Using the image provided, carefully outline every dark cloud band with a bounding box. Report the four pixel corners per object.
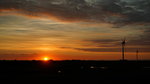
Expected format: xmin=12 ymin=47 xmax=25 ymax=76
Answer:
xmin=0 ymin=0 xmax=150 ymax=23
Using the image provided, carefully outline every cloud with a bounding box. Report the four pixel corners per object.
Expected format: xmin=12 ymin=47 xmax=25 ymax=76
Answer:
xmin=74 ymin=47 xmax=120 ymax=52
xmin=82 ymin=39 xmax=119 ymax=47
xmin=85 ymin=39 xmax=119 ymax=43
xmin=60 ymin=47 xmax=150 ymax=52
xmin=0 ymin=0 xmax=150 ymax=24
xmin=85 ymin=38 xmax=150 ymax=47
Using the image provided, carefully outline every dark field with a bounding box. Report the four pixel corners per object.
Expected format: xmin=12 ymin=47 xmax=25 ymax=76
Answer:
xmin=0 ymin=60 xmax=150 ymax=84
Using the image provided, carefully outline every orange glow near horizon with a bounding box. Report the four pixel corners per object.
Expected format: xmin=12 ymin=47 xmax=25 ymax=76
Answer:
xmin=36 ymin=47 xmax=58 ymax=52
xmin=39 ymin=47 xmax=51 ymax=51
xmin=0 ymin=10 xmax=150 ymax=61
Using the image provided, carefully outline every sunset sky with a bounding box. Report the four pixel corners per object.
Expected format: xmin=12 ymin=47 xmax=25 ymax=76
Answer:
xmin=0 ymin=0 xmax=150 ymax=60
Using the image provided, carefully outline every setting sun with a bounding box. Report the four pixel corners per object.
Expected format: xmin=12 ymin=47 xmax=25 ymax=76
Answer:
xmin=43 ymin=57 xmax=49 ymax=61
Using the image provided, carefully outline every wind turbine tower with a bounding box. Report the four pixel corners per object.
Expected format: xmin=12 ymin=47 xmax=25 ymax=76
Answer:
xmin=121 ymin=39 xmax=126 ymax=61
xmin=136 ymin=49 xmax=139 ymax=61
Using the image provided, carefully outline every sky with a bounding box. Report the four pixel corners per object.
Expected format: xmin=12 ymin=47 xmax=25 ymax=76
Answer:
xmin=0 ymin=0 xmax=150 ymax=60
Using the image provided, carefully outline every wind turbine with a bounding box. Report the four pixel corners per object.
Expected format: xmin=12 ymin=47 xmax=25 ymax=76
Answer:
xmin=121 ymin=38 xmax=126 ymax=61
xmin=136 ymin=49 xmax=139 ymax=61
